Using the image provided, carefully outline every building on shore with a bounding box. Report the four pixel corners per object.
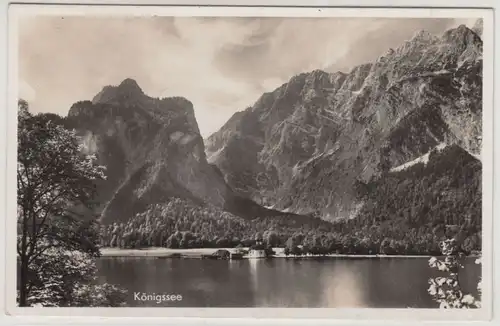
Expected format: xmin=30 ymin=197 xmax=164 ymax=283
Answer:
xmin=247 ymin=249 xmax=266 ymax=259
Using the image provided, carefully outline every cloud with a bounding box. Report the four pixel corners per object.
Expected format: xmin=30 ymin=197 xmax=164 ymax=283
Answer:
xmin=18 ymin=16 xmax=473 ymax=137
xmin=213 ymin=18 xmax=458 ymax=80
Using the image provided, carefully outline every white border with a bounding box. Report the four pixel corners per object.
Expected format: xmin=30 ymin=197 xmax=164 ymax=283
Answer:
xmin=1 ymin=1 xmax=497 ymax=324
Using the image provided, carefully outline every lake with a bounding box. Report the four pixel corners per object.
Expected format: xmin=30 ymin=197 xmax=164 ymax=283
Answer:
xmin=96 ymin=256 xmax=481 ymax=308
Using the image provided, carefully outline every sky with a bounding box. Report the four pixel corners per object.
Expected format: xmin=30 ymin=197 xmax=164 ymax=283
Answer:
xmin=18 ymin=16 xmax=478 ymax=137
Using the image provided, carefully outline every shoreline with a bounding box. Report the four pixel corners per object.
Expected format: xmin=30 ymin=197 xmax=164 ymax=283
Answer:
xmin=99 ymin=247 xmax=449 ymax=259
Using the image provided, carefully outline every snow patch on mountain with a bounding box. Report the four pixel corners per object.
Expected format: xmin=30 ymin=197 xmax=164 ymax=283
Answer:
xmin=206 ymin=146 xmax=225 ymax=163
xmin=390 ymin=143 xmax=448 ymax=172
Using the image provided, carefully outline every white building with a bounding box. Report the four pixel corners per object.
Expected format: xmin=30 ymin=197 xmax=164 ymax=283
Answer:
xmin=247 ymin=249 xmax=266 ymax=259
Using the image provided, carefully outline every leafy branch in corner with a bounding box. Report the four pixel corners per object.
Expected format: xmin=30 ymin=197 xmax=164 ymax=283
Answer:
xmin=428 ymin=238 xmax=481 ymax=309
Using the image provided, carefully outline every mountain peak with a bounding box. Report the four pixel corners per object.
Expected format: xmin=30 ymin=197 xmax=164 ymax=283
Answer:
xmin=92 ymin=78 xmax=145 ymax=104
xmin=444 ymin=24 xmax=475 ymax=39
xmin=472 ymin=19 xmax=483 ymax=37
xmin=116 ymin=78 xmax=145 ymax=97
xmin=411 ymin=30 xmax=437 ymax=43
xmin=118 ymin=78 xmax=142 ymax=92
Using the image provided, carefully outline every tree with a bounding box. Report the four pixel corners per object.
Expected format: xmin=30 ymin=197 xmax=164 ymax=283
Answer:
xmin=291 ymin=246 xmax=302 ymax=256
xmin=25 ymin=245 xmax=126 ymax=307
xmin=379 ymin=238 xmax=392 ymax=255
xmin=166 ymin=234 xmax=179 ymax=249
xmin=17 ymin=102 xmax=120 ymax=306
xmin=428 ymin=239 xmax=481 ymax=308
xmin=264 ymin=245 xmax=276 ymax=258
xmin=264 ymin=230 xmax=279 ymax=247
xmin=284 ymin=247 xmax=290 ymax=257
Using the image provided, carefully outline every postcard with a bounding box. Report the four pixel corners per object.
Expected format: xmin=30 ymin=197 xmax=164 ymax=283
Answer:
xmin=4 ymin=3 xmax=494 ymax=321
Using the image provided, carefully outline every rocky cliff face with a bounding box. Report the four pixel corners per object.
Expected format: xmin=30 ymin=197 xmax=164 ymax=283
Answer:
xmin=206 ymin=22 xmax=482 ymax=220
xmin=67 ymin=79 xmax=274 ymax=223
xmin=472 ymin=18 xmax=483 ymax=38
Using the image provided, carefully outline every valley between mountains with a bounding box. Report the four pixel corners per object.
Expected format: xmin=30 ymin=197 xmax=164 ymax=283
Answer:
xmin=61 ymin=21 xmax=482 ymax=255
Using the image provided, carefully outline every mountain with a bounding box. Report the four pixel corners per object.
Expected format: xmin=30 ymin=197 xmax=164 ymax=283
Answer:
xmin=472 ymin=18 xmax=483 ymax=38
xmin=206 ymin=22 xmax=483 ymax=221
xmin=355 ymin=144 xmax=481 ymax=230
xmin=66 ymin=79 xmax=290 ymax=224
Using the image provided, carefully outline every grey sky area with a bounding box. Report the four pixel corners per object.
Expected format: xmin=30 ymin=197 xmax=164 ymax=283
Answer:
xmin=19 ymin=16 xmax=477 ymax=137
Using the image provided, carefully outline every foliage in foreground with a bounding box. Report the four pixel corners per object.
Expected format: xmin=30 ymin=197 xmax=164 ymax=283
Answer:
xmin=17 ymin=101 xmax=127 ymax=307
xmin=24 ymin=244 xmax=127 ymax=307
xmin=428 ymin=238 xmax=481 ymax=309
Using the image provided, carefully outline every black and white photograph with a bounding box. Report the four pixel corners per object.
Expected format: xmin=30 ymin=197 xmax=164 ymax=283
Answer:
xmin=6 ymin=4 xmax=494 ymax=318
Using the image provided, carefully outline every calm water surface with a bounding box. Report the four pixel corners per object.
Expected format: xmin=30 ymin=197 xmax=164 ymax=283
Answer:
xmin=97 ymin=257 xmax=480 ymax=308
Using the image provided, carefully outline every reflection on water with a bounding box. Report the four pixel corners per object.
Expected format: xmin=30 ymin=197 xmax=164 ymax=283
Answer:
xmin=321 ymin=262 xmax=366 ymax=307
xmin=96 ymin=257 xmax=480 ymax=308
